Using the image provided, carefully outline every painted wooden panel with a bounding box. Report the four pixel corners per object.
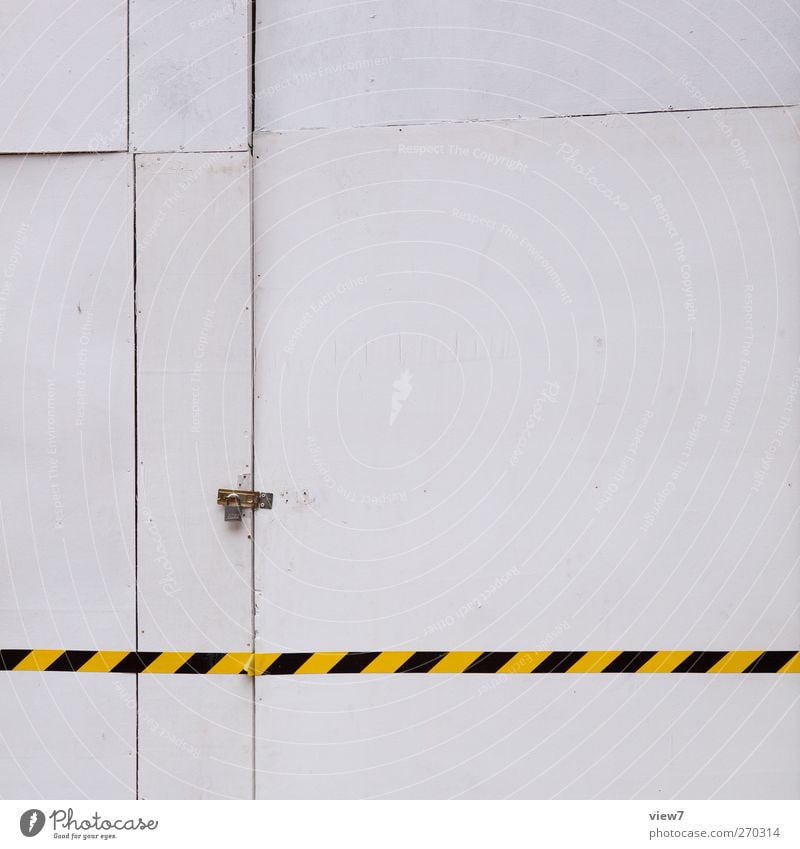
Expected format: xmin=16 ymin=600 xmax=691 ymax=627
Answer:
xmin=253 ymin=107 xmax=800 ymax=797
xmin=255 ymin=0 xmax=800 ymax=130
xmin=136 ymin=152 xmax=253 ymax=798
xmin=0 ymin=0 xmax=127 ymax=152
xmin=136 ymin=676 xmax=252 ymax=800
xmin=0 ymin=153 xmax=135 ymax=796
xmin=130 ymin=0 xmax=250 ymax=153
xmin=0 ymin=677 xmax=135 ymax=799
xmin=256 ymin=677 xmax=800 ymax=799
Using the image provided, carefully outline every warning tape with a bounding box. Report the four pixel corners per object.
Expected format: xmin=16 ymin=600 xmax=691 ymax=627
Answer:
xmin=1 ymin=650 xmax=799 ymax=675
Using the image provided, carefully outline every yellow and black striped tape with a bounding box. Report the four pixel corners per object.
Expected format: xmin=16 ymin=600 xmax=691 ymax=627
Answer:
xmin=1 ymin=650 xmax=799 ymax=675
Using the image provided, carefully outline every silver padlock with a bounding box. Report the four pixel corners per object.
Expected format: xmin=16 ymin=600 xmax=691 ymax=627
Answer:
xmin=224 ymin=492 xmax=242 ymax=522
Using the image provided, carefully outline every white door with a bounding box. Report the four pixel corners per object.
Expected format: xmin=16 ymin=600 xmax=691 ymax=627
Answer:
xmin=252 ymin=108 xmax=800 ymax=797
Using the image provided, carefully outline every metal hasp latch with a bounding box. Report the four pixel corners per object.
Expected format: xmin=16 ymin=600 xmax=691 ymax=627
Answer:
xmin=217 ymin=474 xmax=273 ymax=522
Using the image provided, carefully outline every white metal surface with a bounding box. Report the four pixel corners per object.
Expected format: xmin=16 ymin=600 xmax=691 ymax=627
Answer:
xmin=255 ymin=0 xmax=800 ymax=131
xmin=0 ymin=676 xmax=134 ymax=799
xmin=0 ymin=3 xmax=797 ymax=802
xmin=0 ymin=1 xmax=127 ymax=152
xmin=135 ymin=152 xmax=253 ymax=798
xmin=257 ymin=676 xmax=799 ymax=799
xmin=0 ymin=154 xmax=135 ymax=795
xmin=130 ymin=0 xmax=250 ymax=152
xmin=136 ymin=676 xmax=252 ymax=800
xmin=252 ymin=108 xmax=800 ymax=797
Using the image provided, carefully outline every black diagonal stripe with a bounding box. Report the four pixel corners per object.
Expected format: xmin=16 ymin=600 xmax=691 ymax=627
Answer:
xmin=174 ymin=653 xmax=226 ymax=674
xmin=463 ymin=652 xmax=517 ymax=673
xmin=328 ymin=652 xmax=381 ymax=674
xmin=110 ymin=652 xmax=162 ymax=674
xmin=262 ymin=653 xmax=312 ymax=675
xmin=672 ymin=651 xmax=728 ymax=673
xmin=45 ymin=651 xmax=98 ymax=672
xmin=742 ymin=651 xmax=798 ymax=673
xmin=395 ymin=652 xmax=448 ymax=673
xmin=530 ymin=651 xmax=587 ymax=673
xmin=601 ymin=651 xmax=657 ymax=673
xmin=0 ymin=650 xmax=32 ymax=670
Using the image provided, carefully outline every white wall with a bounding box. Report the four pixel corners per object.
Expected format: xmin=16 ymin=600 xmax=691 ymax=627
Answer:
xmin=252 ymin=107 xmax=800 ymax=798
xmin=0 ymin=154 xmax=135 ymax=796
xmin=0 ymin=0 xmax=797 ymax=800
xmin=130 ymin=0 xmax=250 ymax=153
xmin=256 ymin=0 xmax=800 ymax=130
xmin=0 ymin=1 xmax=127 ymax=152
xmin=136 ymin=152 xmax=253 ymax=799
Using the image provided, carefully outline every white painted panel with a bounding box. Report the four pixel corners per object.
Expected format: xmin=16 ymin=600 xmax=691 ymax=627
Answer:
xmin=257 ymin=677 xmax=800 ymax=799
xmin=0 ymin=677 xmax=134 ymax=799
xmin=255 ymin=0 xmax=800 ymax=130
xmin=136 ymin=152 xmax=253 ymax=798
xmin=137 ymin=677 xmax=252 ymax=800
xmin=0 ymin=1 xmax=127 ymax=152
xmin=253 ymin=108 xmax=800 ymax=796
xmin=0 ymin=154 xmax=135 ymax=795
xmin=0 ymin=154 xmax=135 ymax=650
xmin=131 ymin=0 xmax=250 ymax=152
